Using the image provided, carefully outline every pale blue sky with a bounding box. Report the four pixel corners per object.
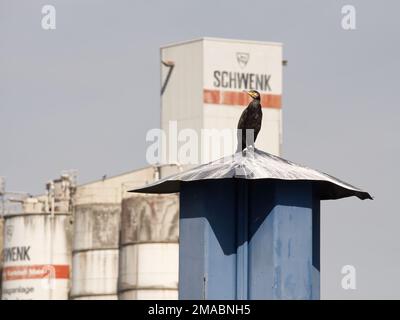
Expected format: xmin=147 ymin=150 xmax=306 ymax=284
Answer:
xmin=1 ymin=0 xmax=399 ymax=298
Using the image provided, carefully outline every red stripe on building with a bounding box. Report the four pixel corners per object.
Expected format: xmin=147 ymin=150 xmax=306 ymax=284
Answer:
xmin=203 ymin=89 xmax=281 ymax=109
xmin=2 ymin=265 xmax=70 ymax=281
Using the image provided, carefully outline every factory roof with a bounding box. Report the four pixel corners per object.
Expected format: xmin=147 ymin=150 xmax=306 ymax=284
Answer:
xmin=130 ymin=148 xmax=372 ymax=201
xmin=160 ymin=37 xmax=282 ymax=49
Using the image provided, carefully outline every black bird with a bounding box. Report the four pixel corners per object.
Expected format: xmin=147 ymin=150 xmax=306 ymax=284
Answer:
xmin=236 ymin=90 xmax=263 ymax=152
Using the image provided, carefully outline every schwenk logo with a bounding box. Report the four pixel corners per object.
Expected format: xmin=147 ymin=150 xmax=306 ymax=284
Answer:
xmin=236 ymin=52 xmax=250 ymax=69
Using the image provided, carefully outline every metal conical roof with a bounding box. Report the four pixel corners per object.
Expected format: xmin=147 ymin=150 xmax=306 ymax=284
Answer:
xmin=130 ymin=149 xmax=372 ymax=200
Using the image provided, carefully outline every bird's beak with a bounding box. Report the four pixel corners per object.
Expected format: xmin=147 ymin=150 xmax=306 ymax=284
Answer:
xmin=244 ymin=90 xmax=254 ymax=98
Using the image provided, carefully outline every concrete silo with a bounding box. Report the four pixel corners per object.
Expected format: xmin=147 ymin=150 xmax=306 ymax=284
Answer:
xmin=1 ymin=175 xmax=73 ymax=300
xmin=71 ymin=200 xmax=120 ymax=300
xmin=0 ymin=215 xmax=3 ymax=296
xmin=117 ymin=165 xmax=181 ymax=299
xmin=118 ymin=193 xmax=179 ymax=299
xmin=0 ymin=177 xmax=5 ymax=296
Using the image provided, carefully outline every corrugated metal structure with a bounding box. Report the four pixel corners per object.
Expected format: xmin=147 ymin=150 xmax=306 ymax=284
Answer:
xmin=118 ymin=193 xmax=179 ymax=299
xmin=161 ymin=38 xmax=283 ymax=162
xmin=131 ymin=149 xmax=371 ymax=300
xmin=1 ymin=176 xmax=74 ymax=300
xmin=134 ymin=149 xmax=372 ymax=200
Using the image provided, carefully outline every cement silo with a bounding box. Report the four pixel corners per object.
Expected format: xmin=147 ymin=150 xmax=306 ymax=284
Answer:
xmin=0 ymin=177 xmax=4 ymax=296
xmin=1 ymin=175 xmax=73 ymax=300
xmin=0 ymin=216 xmax=4 ymax=296
xmin=118 ymin=193 xmax=179 ymax=299
xmin=71 ymin=189 xmax=120 ymax=300
xmin=70 ymin=166 xmax=166 ymax=300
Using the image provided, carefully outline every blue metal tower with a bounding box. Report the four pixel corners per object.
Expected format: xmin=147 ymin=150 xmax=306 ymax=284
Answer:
xmin=131 ymin=149 xmax=371 ymax=300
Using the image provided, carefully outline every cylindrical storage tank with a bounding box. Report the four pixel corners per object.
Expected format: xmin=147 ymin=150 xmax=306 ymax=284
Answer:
xmin=1 ymin=210 xmax=72 ymax=300
xmin=0 ymin=216 xmax=4 ymax=296
xmin=118 ymin=194 xmax=179 ymax=299
xmin=71 ymin=203 xmax=120 ymax=300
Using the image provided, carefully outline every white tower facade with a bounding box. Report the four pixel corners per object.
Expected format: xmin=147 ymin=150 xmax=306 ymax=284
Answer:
xmin=160 ymin=37 xmax=282 ymax=164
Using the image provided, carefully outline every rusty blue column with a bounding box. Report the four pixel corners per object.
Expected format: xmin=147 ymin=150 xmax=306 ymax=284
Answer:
xmin=179 ymin=179 xmax=320 ymax=300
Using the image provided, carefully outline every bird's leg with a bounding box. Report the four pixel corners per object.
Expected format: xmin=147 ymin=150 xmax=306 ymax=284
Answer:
xmin=247 ymin=144 xmax=255 ymax=159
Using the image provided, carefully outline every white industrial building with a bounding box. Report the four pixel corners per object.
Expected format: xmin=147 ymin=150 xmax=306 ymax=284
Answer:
xmin=161 ymin=37 xmax=282 ymax=163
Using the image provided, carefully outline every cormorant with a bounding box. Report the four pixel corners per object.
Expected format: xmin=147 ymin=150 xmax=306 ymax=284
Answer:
xmin=236 ymin=90 xmax=262 ymax=152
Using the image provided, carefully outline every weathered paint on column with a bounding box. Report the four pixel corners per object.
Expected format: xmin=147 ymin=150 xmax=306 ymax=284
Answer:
xmin=179 ymin=180 xmax=237 ymax=300
xmin=179 ymin=179 xmax=320 ymax=300
xmin=247 ymin=181 xmax=319 ymax=299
